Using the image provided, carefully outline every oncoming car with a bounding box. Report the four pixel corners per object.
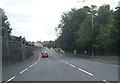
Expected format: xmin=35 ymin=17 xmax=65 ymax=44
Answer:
xmin=41 ymin=51 xmax=48 ymax=58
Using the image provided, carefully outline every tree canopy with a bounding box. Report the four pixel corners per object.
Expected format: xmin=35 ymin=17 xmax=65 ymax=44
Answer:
xmin=0 ymin=8 xmax=12 ymax=35
xmin=52 ymin=4 xmax=119 ymax=56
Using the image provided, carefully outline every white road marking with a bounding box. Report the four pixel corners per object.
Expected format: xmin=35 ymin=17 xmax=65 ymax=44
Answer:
xmin=103 ymin=80 xmax=110 ymax=83
xmin=38 ymin=55 xmax=41 ymax=61
xmin=20 ymin=68 xmax=28 ymax=74
xmin=36 ymin=55 xmax=41 ymax=63
xmin=78 ymin=68 xmax=94 ymax=76
xmin=64 ymin=61 xmax=68 ymax=64
xmin=5 ymin=76 xmax=16 ymax=83
xmin=61 ymin=60 xmax=64 ymax=62
xmin=112 ymin=65 xmax=118 ymax=67
xmin=87 ymin=61 xmax=92 ymax=62
xmin=58 ymin=59 xmax=61 ymax=61
xmin=69 ymin=64 xmax=76 ymax=68
xmin=95 ymin=62 xmax=102 ymax=64
xmin=29 ymin=64 xmax=34 ymax=68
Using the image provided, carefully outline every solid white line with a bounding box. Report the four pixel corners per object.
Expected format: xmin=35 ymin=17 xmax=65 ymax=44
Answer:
xmin=64 ymin=61 xmax=68 ymax=64
xmin=69 ymin=64 xmax=76 ymax=68
xmin=29 ymin=64 xmax=34 ymax=68
xmin=20 ymin=68 xmax=28 ymax=74
xmin=5 ymin=76 xmax=15 ymax=83
xmin=103 ymin=80 xmax=110 ymax=83
xmin=78 ymin=68 xmax=94 ymax=76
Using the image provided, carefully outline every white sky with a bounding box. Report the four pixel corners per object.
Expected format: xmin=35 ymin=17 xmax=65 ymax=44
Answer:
xmin=0 ymin=0 xmax=119 ymax=42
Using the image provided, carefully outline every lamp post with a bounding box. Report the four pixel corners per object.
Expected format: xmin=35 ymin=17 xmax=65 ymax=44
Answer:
xmin=91 ymin=13 xmax=94 ymax=58
xmin=0 ymin=8 xmax=2 ymax=39
xmin=0 ymin=8 xmax=2 ymax=83
xmin=0 ymin=10 xmax=1 ymax=29
xmin=87 ymin=12 xmax=94 ymax=58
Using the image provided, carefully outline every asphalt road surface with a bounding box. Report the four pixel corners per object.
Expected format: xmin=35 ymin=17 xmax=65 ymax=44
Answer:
xmin=2 ymin=48 xmax=119 ymax=83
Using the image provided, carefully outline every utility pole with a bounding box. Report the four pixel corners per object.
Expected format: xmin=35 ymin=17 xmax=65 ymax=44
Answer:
xmin=0 ymin=8 xmax=2 ymax=28
xmin=87 ymin=12 xmax=94 ymax=58
xmin=91 ymin=13 xmax=94 ymax=58
xmin=0 ymin=8 xmax=2 ymax=83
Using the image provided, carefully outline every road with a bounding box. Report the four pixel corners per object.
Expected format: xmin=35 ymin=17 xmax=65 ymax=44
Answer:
xmin=2 ymin=48 xmax=119 ymax=83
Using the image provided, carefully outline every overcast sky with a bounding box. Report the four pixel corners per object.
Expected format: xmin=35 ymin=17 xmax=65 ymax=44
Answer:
xmin=0 ymin=0 xmax=119 ymax=42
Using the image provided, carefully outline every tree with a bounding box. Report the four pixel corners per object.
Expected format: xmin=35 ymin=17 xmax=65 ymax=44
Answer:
xmin=76 ymin=5 xmax=98 ymax=54
xmin=95 ymin=4 xmax=119 ymax=55
xmin=56 ymin=8 xmax=88 ymax=53
xmin=55 ymin=4 xmax=118 ymax=56
xmin=0 ymin=8 xmax=12 ymax=35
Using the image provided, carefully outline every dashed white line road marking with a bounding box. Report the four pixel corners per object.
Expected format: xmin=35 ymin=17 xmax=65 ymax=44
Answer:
xmin=20 ymin=68 xmax=28 ymax=74
xmin=112 ymin=65 xmax=118 ymax=67
xmin=58 ymin=59 xmax=61 ymax=61
xmin=61 ymin=60 xmax=64 ymax=62
xmin=34 ymin=62 xmax=37 ymax=65
xmin=95 ymin=62 xmax=102 ymax=64
xmin=78 ymin=68 xmax=94 ymax=76
xmin=38 ymin=55 xmax=41 ymax=61
xmin=69 ymin=64 xmax=76 ymax=68
xmin=5 ymin=76 xmax=16 ymax=83
xmin=64 ymin=61 xmax=68 ymax=64
xmin=103 ymin=80 xmax=110 ymax=83
xmin=88 ymin=61 xmax=91 ymax=62
xmin=58 ymin=59 xmax=94 ymax=76
xmin=29 ymin=64 xmax=34 ymax=68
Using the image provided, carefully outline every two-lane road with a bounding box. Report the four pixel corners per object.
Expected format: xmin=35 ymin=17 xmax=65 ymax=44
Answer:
xmin=3 ymin=48 xmax=118 ymax=82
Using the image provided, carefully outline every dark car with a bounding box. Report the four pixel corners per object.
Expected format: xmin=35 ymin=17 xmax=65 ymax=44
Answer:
xmin=41 ymin=51 xmax=48 ymax=58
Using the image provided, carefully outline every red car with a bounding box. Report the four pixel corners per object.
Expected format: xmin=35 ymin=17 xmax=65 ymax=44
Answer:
xmin=41 ymin=52 xmax=48 ymax=58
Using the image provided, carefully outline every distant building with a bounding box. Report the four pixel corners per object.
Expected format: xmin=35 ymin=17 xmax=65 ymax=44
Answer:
xmin=34 ymin=41 xmax=43 ymax=47
xmin=42 ymin=41 xmax=49 ymax=45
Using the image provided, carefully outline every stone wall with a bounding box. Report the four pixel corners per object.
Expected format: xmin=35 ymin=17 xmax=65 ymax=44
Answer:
xmin=2 ymin=27 xmax=36 ymax=62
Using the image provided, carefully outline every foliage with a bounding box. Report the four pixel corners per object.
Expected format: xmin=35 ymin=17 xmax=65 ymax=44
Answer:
xmin=54 ymin=4 xmax=119 ymax=56
xmin=0 ymin=8 xmax=12 ymax=35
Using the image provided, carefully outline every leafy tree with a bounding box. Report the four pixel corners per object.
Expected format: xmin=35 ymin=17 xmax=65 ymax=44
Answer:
xmin=0 ymin=8 xmax=12 ymax=35
xmin=95 ymin=4 xmax=117 ymax=55
xmin=56 ymin=8 xmax=88 ymax=52
xmin=55 ymin=4 xmax=118 ymax=56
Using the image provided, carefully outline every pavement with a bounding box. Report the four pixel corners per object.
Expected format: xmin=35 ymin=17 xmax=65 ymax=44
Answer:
xmin=2 ymin=48 xmax=119 ymax=83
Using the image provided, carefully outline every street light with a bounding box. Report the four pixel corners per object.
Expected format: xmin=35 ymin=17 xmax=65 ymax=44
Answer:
xmin=0 ymin=8 xmax=2 ymax=83
xmin=0 ymin=8 xmax=2 ymax=28
xmin=0 ymin=8 xmax=2 ymax=39
xmin=87 ymin=12 xmax=94 ymax=58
